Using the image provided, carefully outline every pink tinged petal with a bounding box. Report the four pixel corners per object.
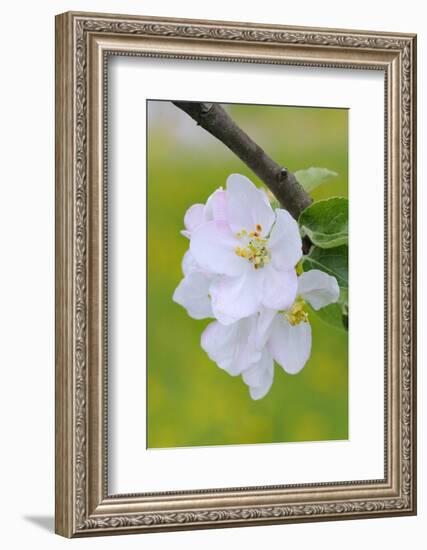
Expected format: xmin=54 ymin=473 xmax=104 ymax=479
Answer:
xmin=261 ymin=266 xmax=298 ymax=311
xmin=268 ymin=316 xmax=312 ymax=375
xmin=210 ymin=268 xmax=265 ymax=325
xmin=181 ymin=250 xmax=200 ymax=276
xmin=172 ymin=271 xmax=213 ymax=320
xmin=297 ymin=269 xmax=340 ymax=310
xmin=183 ymin=203 xmax=205 ymax=234
xmin=226 ymin=174 xmax=275 ymax=235
xmin=269 ymin=209 xmax=303 ymax=271
xmin=190 ymin=220 xmax=242 ymax=276
xmin=242 ymin=349 xmax=275 ymax=400
xmin=201 ymin=317 xmax=261 ymax=376
xmin=204 ymin=189 xmax=227 ymax=222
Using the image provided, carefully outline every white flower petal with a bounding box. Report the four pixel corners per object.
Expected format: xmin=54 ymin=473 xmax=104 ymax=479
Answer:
xmin=190 ymin=220 xmax=242 ymax=276
xmin=183 ymin=203 xmax=205 ymax=235
xmin=201 ymin=321 xmax=236 ymax=365
xmin=268 ymin=315 xmax=312 ymax=375
xmin=243 ymin=349 xmax=275 ymax=400
xmin=249 ymin=384 xmax=270 ymax=401
xmin=173 ymin=271 xmax=213 ymax=320
xmin=261 ymin=266 xmax=298 ymax=311
xmin=297 ymin=269 xmax=340 ymax=310
xmin=269 ymin=209 xmax=302 ymax=271
xmin=255 ymin=307 xmax=277 ymax=349
xmin=226 ymin=174 xmax=275 ymax=235
xmin=181 ymin=250 xmax=200 ymax=276
xmin=209 ymin=306 xmax=239 ymax=326
xmin=204 ymin=188 xmax=227 ymax=222
xmin=201 ymin=317 xmax=261 ymax=376
xmin=242 ymin=348 xmax=273 ymax=385
xmin=210 ymin=268 xmax=264 ymax=324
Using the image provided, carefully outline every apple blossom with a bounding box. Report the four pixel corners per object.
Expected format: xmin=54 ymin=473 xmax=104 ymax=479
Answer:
xmin=190 ymin=174 xmax=302 ymax=325
xmin=173 ymin=173 xmax=342 ymax=400
xmin=201 ymin=269 xmax=339 ymax=399
xmin=266 ymin=269 xmax=340 ymax=376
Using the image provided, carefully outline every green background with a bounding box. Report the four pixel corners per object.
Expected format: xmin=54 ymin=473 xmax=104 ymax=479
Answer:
xmin=147 ymin=101 xmax=348 ymax=448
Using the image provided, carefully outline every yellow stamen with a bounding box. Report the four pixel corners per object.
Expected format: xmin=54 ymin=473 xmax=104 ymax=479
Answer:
xmin=234 ymin=224 xmax=271 ymax=269
xmin=285 ymin=298 xmax=309 ymax=326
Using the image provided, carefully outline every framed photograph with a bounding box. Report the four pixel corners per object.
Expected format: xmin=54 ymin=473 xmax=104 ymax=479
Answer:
xmin=55 ymin=11 xmax=417 ymax=537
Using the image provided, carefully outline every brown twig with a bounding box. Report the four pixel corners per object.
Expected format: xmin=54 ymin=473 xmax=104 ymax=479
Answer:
xmin=172 ymin=101 xmax=312 ymax=221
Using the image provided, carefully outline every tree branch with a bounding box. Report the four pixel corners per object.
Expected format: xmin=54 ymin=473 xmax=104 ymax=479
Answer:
xmin=172 ymin=101 xmax=312 ymax=221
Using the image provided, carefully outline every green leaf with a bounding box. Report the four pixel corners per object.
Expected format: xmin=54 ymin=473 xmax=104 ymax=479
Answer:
xmin=295 ymin=167 xmax=338 ymax=193
xmin=302 ymin=245 xmax=348 ymax=290
xmin=307 ymin=284 xmax=349 ymax=332
xmin=299 ymin=197 xmax=348 ymax=249
xmin=302 ymin=245 xmax=349 ymax=331
xmin=307 ymin=302 xmax=347 ymax=332
xmin=338 ymin=288 xmax=348 ymax=315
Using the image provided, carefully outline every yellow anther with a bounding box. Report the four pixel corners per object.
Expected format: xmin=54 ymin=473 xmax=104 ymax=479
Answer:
xmin=235 ymin=246 xmax=250 ymax=259
xmin=285 ymin=298 xmax=309 ymax=326
xmin=234 ymin=225 xmax=271 ymax=269
xmin=236 ymin=229 xmax=248 ymax=239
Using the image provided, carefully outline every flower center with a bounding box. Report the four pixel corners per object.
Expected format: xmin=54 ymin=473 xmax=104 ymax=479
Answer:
xmin=285 ymin=297 xmax=309 ymax=326
xmin=234 ymin=225 xmax=271 ymax=270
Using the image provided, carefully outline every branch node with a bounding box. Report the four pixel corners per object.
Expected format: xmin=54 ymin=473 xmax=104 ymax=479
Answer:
xmin=280 ymin=167 xmax=289 ymax=179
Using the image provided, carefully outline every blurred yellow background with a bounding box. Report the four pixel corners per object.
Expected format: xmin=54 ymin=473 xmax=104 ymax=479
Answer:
xmin=147 ymin=101 xmax=348 ymax=448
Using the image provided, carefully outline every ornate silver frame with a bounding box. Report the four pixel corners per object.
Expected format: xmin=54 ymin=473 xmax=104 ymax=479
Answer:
xmin=55 ymin=11 xmax=417 ymax=537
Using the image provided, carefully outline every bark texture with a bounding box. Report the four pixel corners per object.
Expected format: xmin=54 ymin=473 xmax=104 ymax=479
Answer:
xmin=173 ymin=101 xmax=312 ymax=220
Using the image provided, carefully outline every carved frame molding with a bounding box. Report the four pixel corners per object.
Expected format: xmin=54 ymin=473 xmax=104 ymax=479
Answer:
xmin=55 ymin=11 xmax=416 ymax=537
